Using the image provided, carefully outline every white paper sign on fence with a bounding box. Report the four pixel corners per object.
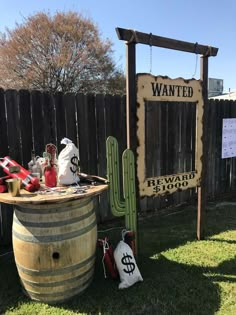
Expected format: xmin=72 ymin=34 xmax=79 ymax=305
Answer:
xmin=222 ymin=118 xmax=236 ymax=159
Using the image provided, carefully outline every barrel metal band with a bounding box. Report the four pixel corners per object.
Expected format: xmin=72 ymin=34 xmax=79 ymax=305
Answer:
xmin=21 ymin=264 xmax=94 ymax=287
xmin=13 ymin=207 xmax=95 ymax=228
xmin=16 ymin=253 xmax=96 ymax=276
xmin=13 ymin=219 xmax=97 ymax=243
xmin=15 ymin=198 xmax=92 ymax=214
xmin=24 ymin=276 xmax=93 ymax=300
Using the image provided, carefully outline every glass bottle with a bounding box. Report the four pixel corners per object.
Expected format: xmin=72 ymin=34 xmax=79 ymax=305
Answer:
xmin=44 ymin=165 xmax=57 ymax=187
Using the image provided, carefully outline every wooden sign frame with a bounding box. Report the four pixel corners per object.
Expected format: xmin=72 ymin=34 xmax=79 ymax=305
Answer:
xmin=116 ymin=27 xmax=218 ymax=239
xmin=136 ymin=74 xmax=204 ymax=197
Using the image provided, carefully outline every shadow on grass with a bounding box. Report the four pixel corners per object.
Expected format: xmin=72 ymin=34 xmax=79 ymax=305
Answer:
xmin=0 ymin=204 xmax=235 ymax=314
xmin=61 ymin=253 xmax=221 ymax=315
xmin=0 ymin=248 xmax=225 ymax=315
xmin=0 ymin=255 xmax=27 ymax=313
xmin=207 ymin=257 xmax=236 ymax=283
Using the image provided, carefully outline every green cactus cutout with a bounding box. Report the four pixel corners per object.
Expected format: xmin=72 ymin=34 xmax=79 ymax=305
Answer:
xmin=106 ymin=136 xmax=137 ymax=238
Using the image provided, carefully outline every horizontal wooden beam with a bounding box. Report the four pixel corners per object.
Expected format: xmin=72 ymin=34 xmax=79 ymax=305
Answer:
xmin=116 ymin=27 xmax=218 ymax=57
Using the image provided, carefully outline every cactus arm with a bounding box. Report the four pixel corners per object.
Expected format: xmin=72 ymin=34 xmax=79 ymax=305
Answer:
xmin=106 ymin=136 xmax=126 ymax=215
xmin=123 ymin=149 xmax=137 ymax=234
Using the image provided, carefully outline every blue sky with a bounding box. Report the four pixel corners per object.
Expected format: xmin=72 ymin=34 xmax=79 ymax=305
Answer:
xmin=0 ymin=0 xmax=235 ymax=92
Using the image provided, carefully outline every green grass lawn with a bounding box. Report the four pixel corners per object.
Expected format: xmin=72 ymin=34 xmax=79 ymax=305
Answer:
xmin=0 ymin=201 xmax=235 ymax=315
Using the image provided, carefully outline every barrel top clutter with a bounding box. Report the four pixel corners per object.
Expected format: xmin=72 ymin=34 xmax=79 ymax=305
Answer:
xmin=0 ymin=184 xmax=108 ymax=205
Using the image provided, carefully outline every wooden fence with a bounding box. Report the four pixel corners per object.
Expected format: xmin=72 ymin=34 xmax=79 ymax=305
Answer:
xmin=140 ymin=98 xmax=236 ymax=211
xmin=1 ymin=88 xmax=236 ymax=244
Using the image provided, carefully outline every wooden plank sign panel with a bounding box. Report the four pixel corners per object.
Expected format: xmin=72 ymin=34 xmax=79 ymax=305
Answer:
xmin=136 ymin=74 xmax=203 ymax=197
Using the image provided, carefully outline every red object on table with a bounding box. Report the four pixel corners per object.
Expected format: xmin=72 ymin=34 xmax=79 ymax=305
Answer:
xmin=0 ymin=156 xmax=40 ymax=192
xmin=0 ymin=184 xmax=7 ymax=193
xmin=44 ymin=166 xmax=57 ymax=187
xmin=0 ymin=175 xmax=11 ymax=185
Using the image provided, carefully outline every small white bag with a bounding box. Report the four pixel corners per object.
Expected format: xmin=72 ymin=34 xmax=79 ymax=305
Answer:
xmin=57 ymin=138 xmax=80 ymax=185
xmin=114 ymin=240 xmax=143 ymax=289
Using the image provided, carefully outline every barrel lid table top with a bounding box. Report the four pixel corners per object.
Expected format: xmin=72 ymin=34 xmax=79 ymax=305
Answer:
xmin=0 ymin=184 xmax=108 ymax=205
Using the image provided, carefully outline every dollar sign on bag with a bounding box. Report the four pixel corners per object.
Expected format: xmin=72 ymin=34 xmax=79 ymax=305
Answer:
xmin=121 ymin=253 xmax=135 ymax=275
xmin=70 ymin=154 xmax=79 ymax=174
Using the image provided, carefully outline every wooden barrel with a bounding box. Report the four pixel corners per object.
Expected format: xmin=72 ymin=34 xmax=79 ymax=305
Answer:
xmin=12 ymin=197 xmax=97 ymax=304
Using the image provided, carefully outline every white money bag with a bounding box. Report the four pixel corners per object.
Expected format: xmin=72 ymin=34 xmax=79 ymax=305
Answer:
xmin=114 ymin=240 xmax=143 ymax=289
xmin=57 ymin=138 xmax=80 ymax=185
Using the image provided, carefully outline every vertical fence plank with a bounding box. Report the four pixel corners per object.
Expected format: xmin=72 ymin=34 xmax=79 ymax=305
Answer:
xmin=152 ymin=103 xmax=163 ymax=210
xmin=144 ymin=101 xmax=155 ymax=212
xmin=31 ymin=91 xmax=45 ymax=156
xmin=105 ymin=94 xmax=126 ymax=151
xmin=64 ymin=93 xmax=77 ymax=146
xmin=188 ymin=102 xmax=197 ymax=201
xmin=95 ymin=94 xmax=111 ymax=221
xmin=159 ymin=103 xmax=171 ymax=209
xmin=0 ymin=89 xmax=8 ymax=166
xmin=180 ymin=102 xmax=196 ymax=204
xmin=1 ymin=90 xmax=18 ymax=247
xmin=145 ymin=101 xmax=156 ymax=179
xmin=221 ymin=100 xmax=231 ymax=193
xmin=208 ymin=99 xmax=216 ymax=198
xmin=55 ymin=92 xmax=66 ymax=153
xmin=230 ymin=100 xmax=236 ymax=190
xmin=171 ymin=103 xmax=181 ymax=206
xmin=5 ymin=90 xmax=21 ymax=162
xmin=76 ymin=93 xmax=89 ymax=173
xmin=120 ymin=95 xmax=127 ymax=152
xmin=84 ymin=94 xmax=99 ymax=221
xmin=214 ymin=100 xmax=222 ymax=195
xmin=42 ymin=92 xmax=57 ymax=146
xmin=95 ymin=94 xmax=107 ymax=178
xmin=105 ymin=94 xmax=126 ymax=182
xmin=87 ymin=94 xmax=98 ymax=175
xmin=76 ymin=93 xmax=98 ymax=175
xmin=19 ymin=90 xmax=33 ymax=167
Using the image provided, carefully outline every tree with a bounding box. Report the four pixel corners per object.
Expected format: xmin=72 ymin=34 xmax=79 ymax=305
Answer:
xmin=0 ymin=11 xmax=125 ymax=94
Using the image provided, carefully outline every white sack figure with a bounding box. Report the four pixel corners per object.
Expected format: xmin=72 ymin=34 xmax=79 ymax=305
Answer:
xmin=114 ymin=240 xmax=143 ymax=289
xmin=57 ymin=138 xmax=80 ymax=185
